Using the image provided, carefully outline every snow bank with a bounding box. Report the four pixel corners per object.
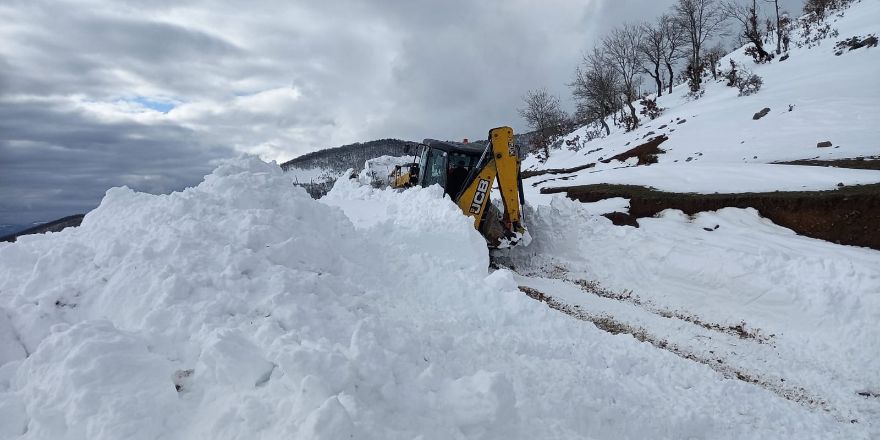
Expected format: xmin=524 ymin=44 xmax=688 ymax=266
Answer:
xmin=0 ymin=158 xmax=864 ymax=439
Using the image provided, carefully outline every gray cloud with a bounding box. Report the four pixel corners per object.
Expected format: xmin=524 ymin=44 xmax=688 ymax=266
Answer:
xmin=0 ymin=96 xmax=234 ymax=224
xmin=0 ymin=0 xmax=803 ymax=224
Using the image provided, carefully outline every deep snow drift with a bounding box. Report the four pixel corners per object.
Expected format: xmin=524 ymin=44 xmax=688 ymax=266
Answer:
xmin=0 ymin=158 xmax=868 ymax=439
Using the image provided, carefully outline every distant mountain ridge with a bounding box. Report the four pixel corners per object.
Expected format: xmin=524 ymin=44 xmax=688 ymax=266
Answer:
xmin=0 ymin=214 xmax=85 ymax=243
xmin=0 ymin=224 xmax=29 ymax=236
xmin=280 ymin=139 xmax=420 ymax=175
xmin=280 ymin=133 xmax=537 ymax=176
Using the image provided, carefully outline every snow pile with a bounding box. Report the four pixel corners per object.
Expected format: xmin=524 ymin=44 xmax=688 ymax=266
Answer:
xmin=356 ymin=155 xmax=414 ymax=186
xmin=0 ymin=157 xmax=864 ymax=439
xmin=0 ymin=157 xmax=486 ymax=439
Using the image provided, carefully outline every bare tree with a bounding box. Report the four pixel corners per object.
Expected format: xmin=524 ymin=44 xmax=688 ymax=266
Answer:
xmin=764 ymin=0 xmax=782 ymax=54
xmin=660 ymin=14 xmax=687 ymax=94
xmin=779 ymin=10 xmax=792 ymax=52
xmin=518 ymin=88 xmax=568 ymax=159
xmin=724 ymin=0 xmax=772 ymax=62
xmin=570 ymin=48 xmax=621 ymax=135
xmin=803 ymin=0 xmax=835 ymax=21
xmin=674 ymin=0 xmax=728 ymax=90
xmin=704 ymin=43 xmax=727 ymax=79
xmin=602 ymin=23 xmax=644 ymax=130
xmin=640 ymin=20 xmax=666 ymax=96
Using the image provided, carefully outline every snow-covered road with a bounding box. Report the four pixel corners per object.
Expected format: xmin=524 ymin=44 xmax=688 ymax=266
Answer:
xmin=513 ymin=274 xmax=876 ymax=427
xmin=501 ymin=194 xmax=880 ymax=437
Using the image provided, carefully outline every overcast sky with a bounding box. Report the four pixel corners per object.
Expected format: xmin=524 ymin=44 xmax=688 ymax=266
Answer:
xmin=0 ymin=0 xmax=804 ymax=225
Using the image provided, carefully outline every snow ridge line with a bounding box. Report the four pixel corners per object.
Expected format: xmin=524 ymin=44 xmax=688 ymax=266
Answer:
xmin=514 ymin=284 xmax=856 ymax=424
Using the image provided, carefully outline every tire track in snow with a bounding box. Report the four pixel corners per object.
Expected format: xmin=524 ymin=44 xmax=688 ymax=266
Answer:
xmin=514 ymin=280 xmax=859 ymax=424
xmin=524 ymin=265 xmax=775 ymax=344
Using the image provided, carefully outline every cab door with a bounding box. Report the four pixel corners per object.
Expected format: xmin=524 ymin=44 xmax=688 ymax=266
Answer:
xmin=419 ymin=148 xmax=447 ymax=188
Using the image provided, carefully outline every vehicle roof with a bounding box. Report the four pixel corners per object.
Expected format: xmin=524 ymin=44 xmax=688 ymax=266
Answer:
xmin=422 ymin=139 xmax=487 ymax=156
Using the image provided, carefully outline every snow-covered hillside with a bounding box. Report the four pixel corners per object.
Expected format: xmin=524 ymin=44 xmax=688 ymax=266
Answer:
xmin=524 ymin=0 xmax=880 ymax=193
xmin=283 ymin=165 xmax=338 ymax=185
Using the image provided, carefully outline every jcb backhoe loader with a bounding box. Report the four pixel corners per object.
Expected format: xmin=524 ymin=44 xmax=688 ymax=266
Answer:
xmin=392 ymin=126 xmax=528 ymax=248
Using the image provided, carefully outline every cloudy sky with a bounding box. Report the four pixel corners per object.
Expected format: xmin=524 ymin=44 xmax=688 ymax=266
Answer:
xmin=0 ymin=0 xmax=803 ymax=225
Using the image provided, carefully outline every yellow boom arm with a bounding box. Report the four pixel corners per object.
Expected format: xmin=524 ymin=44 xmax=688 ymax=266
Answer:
xmin=456 ymin=126 xmax=527 ymax=247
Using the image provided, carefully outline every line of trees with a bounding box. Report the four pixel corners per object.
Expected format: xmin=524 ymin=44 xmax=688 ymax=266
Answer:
xmin=281 ymin=139 xmax=418 ymax=174
xmin=519 ymin=0 xmax=799 ymax=152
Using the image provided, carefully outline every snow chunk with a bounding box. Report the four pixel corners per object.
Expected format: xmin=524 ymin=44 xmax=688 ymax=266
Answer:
xmin=441 ymin=370 xmax=517 ymax=435
xmin=13 ymin=321 xmax=179 ymax=440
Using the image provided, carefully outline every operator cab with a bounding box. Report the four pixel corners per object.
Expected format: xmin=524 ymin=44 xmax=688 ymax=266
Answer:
xmin=416 ymin=140 xmax=487 ymax=199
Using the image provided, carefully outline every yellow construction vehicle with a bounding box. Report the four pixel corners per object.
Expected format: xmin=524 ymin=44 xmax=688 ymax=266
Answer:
xmin=389 ymin=162 xmax=418 ymax=188
xmin=394 ymin=126 xmax=528 ymax=248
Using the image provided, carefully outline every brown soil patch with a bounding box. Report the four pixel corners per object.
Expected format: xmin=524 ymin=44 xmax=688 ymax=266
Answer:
xmin=522 ymin=135 xmax=668 ymax=179
xmin=542 ymin=183 xmax=880 ymax=250
xmin=530 ymin=175 xmax=577 ymax=187
xmin=600 ymin=134 xmax=668 ymax=165
xmin=602 ymin=211 xmax=639 ymax=227
xmin=522 ymin=162 xmax=595 ymax=179
xmin=774 ymin=156 xmax=880 ymax=171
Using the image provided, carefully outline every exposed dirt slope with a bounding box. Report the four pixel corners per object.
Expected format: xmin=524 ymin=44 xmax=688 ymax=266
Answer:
xmin=522 ymin=135 xmax=669 ymax=179
xmin=774 ymin=157 xmax=880 ymax=170
xmin=542 ymin=183 xmax=880 ymax=250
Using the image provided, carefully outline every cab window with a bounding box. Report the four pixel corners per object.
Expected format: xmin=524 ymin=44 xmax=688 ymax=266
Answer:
xmin=447 ymin=152 xmax=477 ymax=172
xmin=421 ymin=148 xmax=447 ymax=187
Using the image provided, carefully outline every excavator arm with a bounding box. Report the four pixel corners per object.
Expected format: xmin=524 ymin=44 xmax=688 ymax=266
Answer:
xmin=455 ymin=126 xmax=528 ymax=248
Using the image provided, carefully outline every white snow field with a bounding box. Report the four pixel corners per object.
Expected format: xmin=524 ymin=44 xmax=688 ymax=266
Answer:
xmin=0 ymin=158 xmax=873 ymax=439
